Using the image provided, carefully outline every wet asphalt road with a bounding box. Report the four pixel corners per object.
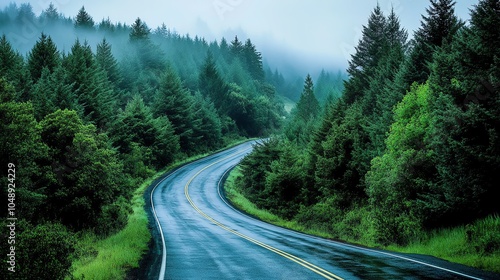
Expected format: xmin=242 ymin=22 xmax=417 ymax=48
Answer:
xmin=150 ymin=141 xmax=499 ymax=280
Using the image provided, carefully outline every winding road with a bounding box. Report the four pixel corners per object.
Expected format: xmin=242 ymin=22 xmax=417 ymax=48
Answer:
xmin=148 ymin=140 xmax=498 ymax=280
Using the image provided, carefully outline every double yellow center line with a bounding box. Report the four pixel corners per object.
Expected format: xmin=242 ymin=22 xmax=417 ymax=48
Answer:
xmin=184 ymin=149 xmax=344 ymax=280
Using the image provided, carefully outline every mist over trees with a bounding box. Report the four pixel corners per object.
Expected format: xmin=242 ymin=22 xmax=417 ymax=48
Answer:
xmin=238 ymin=0 xmax=500 ymax=251
xmin=0 ymin=2 xmax=349 ymax=278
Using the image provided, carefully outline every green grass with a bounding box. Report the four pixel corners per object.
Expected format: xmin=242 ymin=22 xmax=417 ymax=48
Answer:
xmin=224 ymin=167 xmax=500 ymax=275
xmin=387 ymin=215 xmax=500 ymax=274
xmin=69 ymin=177 xmax=154 ymax=280
xmin=224 ymin=167 xmax=334 ymax=239
xmin=69 ymin=139 xmax=256 ymax=279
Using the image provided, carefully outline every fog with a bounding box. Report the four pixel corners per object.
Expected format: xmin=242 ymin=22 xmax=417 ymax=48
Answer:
xmin=3 ymin=0 xmax=477 ymax=78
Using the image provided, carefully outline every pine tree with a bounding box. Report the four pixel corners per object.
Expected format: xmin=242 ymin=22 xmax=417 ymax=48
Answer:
xmin=396 ymin=0 xmax=461 ymax=92
xmin=15 ymin=3 xmax=35 ymax=24
xmin=243 ymin=39 xmax=264 ymax=81
xmin=0 ymin=34 xmax=26 ymax=96
xmin=426 ymin=0 xmax=500 ymax=224
xmin=31 ymin=67 xmax=56 ymax=120
xmin=199 ymin=51 xmax=229 ymax=112
xmin=27 ymin=33 xmax=60 ymax=82
xmin=95 ymin=38 xmax=122 ymax=87
xmin=41 ymin=3 xmax=60 ymax=23
xmin=74 ymin=6 xmax=94 ymax=29
xmin=229 ymin=35 xmax=244 ymax=61
xmin=63 ymin=39 xmax=115 ymax=129
xmin=110 ymin=96 xmax=179 ymax=168
xmin=129 ymin=17 xmax=150 ymax=41
xmin=153 ymin=66 xmax=197 ymax=153
xmin=98 ymin=17 xmax=115 ymax=34
xmin=295 ymin=74 xmax=320 ymax=122
xmin=344 ymin=4 xmax=387 ymax=104
xmin=416 ymin=0 xmax=460 ymax=47
xmin=192 ymin=92 xmax=223 ymax=151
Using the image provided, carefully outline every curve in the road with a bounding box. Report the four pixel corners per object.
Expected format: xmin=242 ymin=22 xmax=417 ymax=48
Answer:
xmin=149 ymin=141 xmax=498 ymax=280
xmin=182 ymin=148 xmax=344 ymax=280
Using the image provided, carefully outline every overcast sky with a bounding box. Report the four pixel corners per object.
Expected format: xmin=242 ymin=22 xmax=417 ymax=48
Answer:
xmin=8 ymin=0 xmax=478 ymax=73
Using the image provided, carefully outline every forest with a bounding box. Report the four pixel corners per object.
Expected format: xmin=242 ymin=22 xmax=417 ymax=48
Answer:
xmin=1 ymin=0 xmax=499 ymax=278
xmin=236 ymin=0 xmax=500 ymax=270
xmin=0 ymin=2 xmax=342 ymax=278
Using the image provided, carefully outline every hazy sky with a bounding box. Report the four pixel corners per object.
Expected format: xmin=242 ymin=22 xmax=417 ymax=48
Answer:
xmin=8 ymin=0 xmax=478 ymax=72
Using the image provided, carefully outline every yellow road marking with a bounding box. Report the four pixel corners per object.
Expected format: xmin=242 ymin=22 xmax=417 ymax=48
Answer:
xmin=184 ymin=149 xmax=344 ymax=280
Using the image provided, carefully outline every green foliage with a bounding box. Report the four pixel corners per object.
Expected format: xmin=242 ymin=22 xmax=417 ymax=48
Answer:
xmin=95 ymin=38 xmax=122 ymax=88
xmin=0 ymin=84 xmax=47 ymax=221
xmin=130 ymin=17 xmax=150 ymax=41
xmin=366 ymin=83 xmax=435 ymax=245
xmin=111 ymin=95 xmax=179 ymax=169
xmin=154 ymin=66 xmax=198 ymax=152
xmin=264 ymin=142 xmax=308 ymax=219
xmin=63 ymin=39 xmax=117 ymax=129
xmin=39 ymin=109 xmax=131 ymax=232
xmin=199 ymin=51 xmax=230 ymax=112
xmin=295 ymin=74 xmax=320 ymax=122
xmin=27 ymin=33 xmax=60 ymax=82
xmin=239 ymin=139 xmax=282 ymax=203
xmin=285 ymin=74 xmax=320 ymax=145
xmin=0 ymin=220 xmax=75 ymax=280
xmin=0 ymin=34 xmax=28 ymax=97
xmin=0 ymin=4 xmax=287 ymax=279
xmin=75 ymin=6 xmax=94 ymax=29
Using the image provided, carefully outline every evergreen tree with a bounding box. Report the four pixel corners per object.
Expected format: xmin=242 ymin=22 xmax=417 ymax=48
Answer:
xmin=110 ymin=95 xmax=179 ymax=169
xmin=395 ymin=0 xmax=461 ymax=93
xmin=243 ymin=38 xmax=264 ymax=81
xmin=98 ymin=17 xmax=115 ymax=34
xmin=64 ymin=39 xmax=115 ymax=129
xmin=153 ymin=66 xmax=197 ymax=153
xmin=295 ymin=74 xmax=320 ymax=122
xmin=199 ymin=51 xmax=229 ymax=112
xmin=95 ymin=38 xmax=122 ymax=87
xmin=41 ymin=3 xmax=60 ymax=23
xmin=426 ymin=0 xmax=500 ymax=225
xmin=191 ymin=92 xmax=223 ymax=151
xmin=344 ymin=4 xmax=387 ymax=105
xmin=15 ymin=3 xmax=35 ymax=24
xmin=31 ymin=67 xmax=56 ymax=120
xmin=229 ymin=35 xmax=244 ymax=61
xmin=129 ymin=17 xmax=150 ymax=41
xmin=27 ymin=33 xmax=60 ymax=82
xmin=75 ymin=6 xmax=94 ymax=29
xmin=0 ymin=34 xmax=27 ymax=97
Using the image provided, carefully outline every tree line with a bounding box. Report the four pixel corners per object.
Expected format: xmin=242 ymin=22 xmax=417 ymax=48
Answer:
xmin=0 ymin=3 xmax=287 ymax=279
xmin=238 ymin=0 xmax=499 ymax=249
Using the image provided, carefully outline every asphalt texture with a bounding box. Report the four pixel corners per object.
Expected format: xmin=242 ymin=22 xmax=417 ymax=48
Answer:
xmin=134 ymin=141 xmax=500 ymax=280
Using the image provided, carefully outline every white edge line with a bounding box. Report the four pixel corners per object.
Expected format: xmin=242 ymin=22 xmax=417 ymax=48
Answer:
xmin=150 ymin=172 xmax=170 ymax=280
xmin=216 ymin=165 xmax=484 ymax=280
xmin=151 ymin=141 xmax=256 ymax=280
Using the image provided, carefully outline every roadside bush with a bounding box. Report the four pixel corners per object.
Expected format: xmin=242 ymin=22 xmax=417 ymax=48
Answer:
xmin=0 ymin=220 xmax=75 ymax=280
xmin=466 ymin=215 xmax=500 ymax=255
xmin=295 ymin=197 xmax=342 ymax=236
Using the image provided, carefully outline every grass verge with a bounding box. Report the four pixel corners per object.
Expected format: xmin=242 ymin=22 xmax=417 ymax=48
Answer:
xmin=69 ymin=177 xmax=154 ymax=280
xmin=224 ymin=167 xmax=335 ymax=240
xmin=387 ymin=215 xmax=500 ymax=274
xmin=224 ymin=166 xmax=500 ymax=274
